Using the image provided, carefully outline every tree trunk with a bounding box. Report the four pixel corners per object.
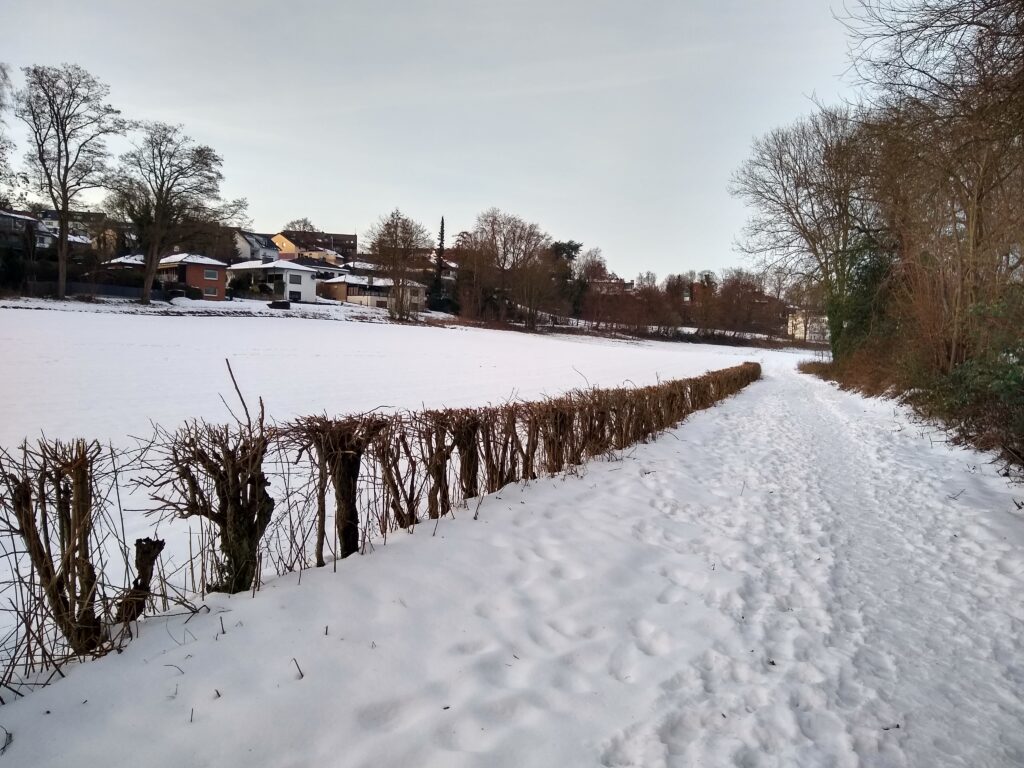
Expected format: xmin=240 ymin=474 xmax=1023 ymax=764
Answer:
xmin=140 ymin=244 xmax=160 ymax=305
xmin=335 ymin=452 xmax=362 ymax=558
xmin=314 ymin=457 xmax=327 ymax=567
xmin=115 ymin=537 xmax=166 ymax=624
xmin=57 ymin=212 xmax=69 ymax=300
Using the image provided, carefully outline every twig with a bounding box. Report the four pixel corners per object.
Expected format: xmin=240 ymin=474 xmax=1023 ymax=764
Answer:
xmin=225 ymin=359 xmax=252 ymax=430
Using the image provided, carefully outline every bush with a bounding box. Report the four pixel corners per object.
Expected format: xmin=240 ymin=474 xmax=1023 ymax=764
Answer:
xmin=229 ymin=273 xmax=252 ymax=292
xmin=142 ymin=409 xmax=274 ymax=594
xmin=926 ymin=347 xmax=1024 ymax=461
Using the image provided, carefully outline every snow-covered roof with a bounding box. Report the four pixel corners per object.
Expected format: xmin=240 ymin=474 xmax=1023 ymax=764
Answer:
xmin=159 ymin=253 xmax=228 ymax=267
xmin=106 ymin=254 xmax=145 ymax=266
xmin=0 ymin=210 xmax=42 ymax=223
xmin=324 ymin=275 xmax=425 ymax=289
xmin=228 ymin=259 xmax=318 ymax=273
xmin=340 ymin=260 xmax=382 ymax=272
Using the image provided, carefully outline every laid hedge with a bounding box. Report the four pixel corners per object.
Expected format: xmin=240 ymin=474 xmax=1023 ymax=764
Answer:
xmin=0 ymin=362 xmax=761 ymax=687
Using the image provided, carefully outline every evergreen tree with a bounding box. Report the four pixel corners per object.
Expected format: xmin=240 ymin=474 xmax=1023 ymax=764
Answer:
xmin=427 ymin=216 xmax=449 ymax=312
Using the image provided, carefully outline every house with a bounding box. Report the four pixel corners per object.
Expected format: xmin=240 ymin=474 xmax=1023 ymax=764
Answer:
xmin=432 ymin=256 xmax=458 ymax=284
xmin=590 ymin=277 xmax=635 ymax=295
xmin=227 ymin=259 xmax=319 ymax=303
xmin=337 ymin=259 xmax=383 ymax=275
xmin=0 ymin=210 xmax=53 ymax=251
xmin=92 ymin=221 xmax=137 ymax=259
xmin=234 ymin=230 xmax=280 ymax=263
xmin=157 ymin=253 xmax=228 ymax=300
xmin=289 ymin=256 xmax=349 ymax=280
xmin=272 ymin=230 xmax=357 ymax=263
xmin=788 ymin=309 xmax=830 ymax=343
xmin=38 ymin=210 xmax=105 ymax=250
xmin=104 ymin=254 xmax=145 ymax=269
xmin=403 ymin=251 xmax=458 ymax=286
xmin=319 ymin=274 xmax=426 ymax=313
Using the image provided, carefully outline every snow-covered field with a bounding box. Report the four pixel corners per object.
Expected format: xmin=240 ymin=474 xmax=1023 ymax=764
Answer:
xmin=1 ymin=305 xmax=1022 ymax=768
xmin=0 ymin=303 xmax=763 ymax=446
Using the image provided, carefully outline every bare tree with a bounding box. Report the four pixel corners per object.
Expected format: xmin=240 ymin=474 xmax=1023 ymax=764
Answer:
xmin=575 ymin=247 xmax=608 ymax=282
xmin=864 ymin=99 xmax=1024 ymax=371
xmin=15 ymin=64 xmax=124 ymax=299
xmin=850 ymin=0 xmax=1024 ymax=124
xmin=366 ymin=208 xmax=433 ymax=320
xmin=574 ymin=247 xmax=610 ymax=327
xmin=283 ymin=217 xmax=318 ymax=232
xmin=107 ymin=122 xmax=246 ymax=304
xmin=730 ymin=104 xmax=873 ymax=342
xmin=452 ymin=229 xmax=498 ymax=320
xmin=473 ymin=208 xmax=551 ymax=322
xmin=0 ymin=63 xmax=13 ymax=200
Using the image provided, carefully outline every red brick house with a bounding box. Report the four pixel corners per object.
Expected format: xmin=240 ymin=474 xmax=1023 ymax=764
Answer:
xmin=157 ymin=253 xmax=228 ymax=300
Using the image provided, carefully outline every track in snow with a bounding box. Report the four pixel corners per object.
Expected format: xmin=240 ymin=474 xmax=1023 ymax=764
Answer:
xmin=597 ymin=363 xmax=1024 ymax=767
xmin=3 ymin=358 xmax=1023 ymax=768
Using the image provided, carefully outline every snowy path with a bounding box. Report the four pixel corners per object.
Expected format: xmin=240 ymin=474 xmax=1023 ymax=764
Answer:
xmin=596 ymin=365 xmax=1024 ymax=767
xmin=4 ymin=360 xmax=1023 ymax=768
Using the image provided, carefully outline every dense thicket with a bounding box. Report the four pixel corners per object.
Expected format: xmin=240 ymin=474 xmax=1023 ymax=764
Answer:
xmin=734 ymin=0 xmax=1024 ymax=466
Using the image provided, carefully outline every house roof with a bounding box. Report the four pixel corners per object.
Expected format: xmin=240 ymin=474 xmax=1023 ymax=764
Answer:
xmin=39 ymin=209 xmax=106 ymax=223
xmin=237 ymin=229 xmax=280 ymax=251
xmin=159 ymin=253 xmax=228 ymax=267
xmin=323 ymin=274 xmax=425 ymax=289
xmin=291 ymin=256 xmax=347 ymax=273
xmin=105 ymin=254 xmax=145 ymax=267
xmin=276 ymin=230 xmax=357 ymax=251
xmin=340 ymin=260 xmax=382 ymax=272
xmin=228 ymin=259 xmax=318 ymax=273
xmin=0 ymin=210 xmax=41 ymax=223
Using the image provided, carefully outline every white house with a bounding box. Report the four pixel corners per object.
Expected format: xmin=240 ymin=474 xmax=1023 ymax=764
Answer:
xmin=227 ymin=259 xmax=319 ymax=303
xmin=788 ymin=309 xmax=830 ymax=343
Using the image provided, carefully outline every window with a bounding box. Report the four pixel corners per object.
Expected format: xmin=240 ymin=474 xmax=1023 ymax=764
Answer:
xmin=204 ymin=269 xmax=218 ymax=281
xmin=288 ymin=274 xmax=302 ymax=285
xmin=289 ymin=291 xmax=301 ymax=302
xmin=203 ymin=287 xmax=218 ymax=297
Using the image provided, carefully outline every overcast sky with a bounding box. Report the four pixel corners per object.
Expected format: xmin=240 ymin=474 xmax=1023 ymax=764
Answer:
xmin=4 ymin=0 xmax=853 ymax=277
